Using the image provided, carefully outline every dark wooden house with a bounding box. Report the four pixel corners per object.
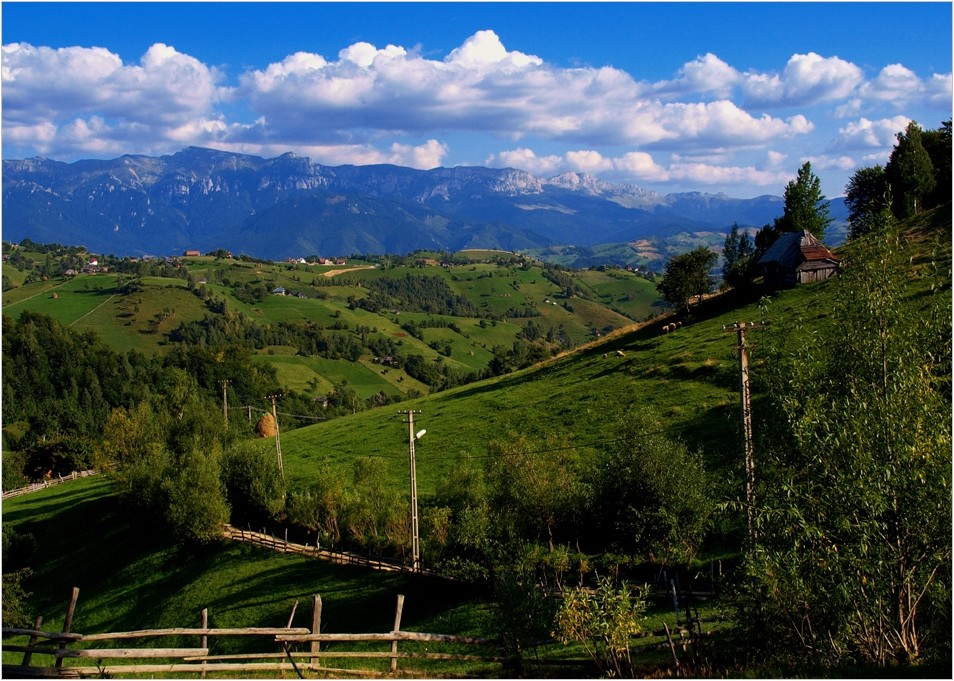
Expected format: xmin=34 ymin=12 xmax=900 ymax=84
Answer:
xmin=757 ymin=230 xmax=840 ymax=287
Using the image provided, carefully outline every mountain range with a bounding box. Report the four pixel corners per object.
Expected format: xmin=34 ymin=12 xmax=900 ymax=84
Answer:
xmin=1 ymin=146 xmax=847 ymax=262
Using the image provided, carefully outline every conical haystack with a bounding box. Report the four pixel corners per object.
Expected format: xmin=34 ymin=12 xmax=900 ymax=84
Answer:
xmin=256 ymin=412 xmax=277 ymax=437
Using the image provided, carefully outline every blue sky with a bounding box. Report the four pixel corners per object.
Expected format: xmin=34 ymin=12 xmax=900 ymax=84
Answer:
xmin=3 ymin=2 xmax=951 ymax=198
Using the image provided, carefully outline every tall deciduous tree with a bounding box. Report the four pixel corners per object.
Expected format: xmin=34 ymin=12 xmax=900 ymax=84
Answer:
xmin=488 ymin=434 xmax=584 ymax=553
xmin=920 ymin=119 xmax=952 ymax=208
xmin=657 ymin=246 xmax=717 ymax=312
xmin=774 ymin=161 xmax=833 ymax=240
xmin=844 ymin=165 xmax=890 ymax=240
xmin=588 ymin=411 xmax=713 ymax=564
xmin=886 ymin=121 xmax=936 ymax=218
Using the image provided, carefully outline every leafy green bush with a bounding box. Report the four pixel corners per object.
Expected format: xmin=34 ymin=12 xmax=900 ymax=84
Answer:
xmin=222 ymin=441 xmax=286 ymax=525
xmin=164 ymin=445 xmax=231 ymax=545
xmin=554 ymin=575 xmax=648 ymax=678
xmin=588 ymin=411 xmax=714 ymax=565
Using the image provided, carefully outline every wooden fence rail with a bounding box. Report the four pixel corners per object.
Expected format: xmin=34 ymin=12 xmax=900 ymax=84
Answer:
xmin=2 ymin=590 xmax=505 ymax=679
xmin=222 ymin=524 xmax=445 ymax=577
xmin=2 ymin=470 xmax=99 ymax=499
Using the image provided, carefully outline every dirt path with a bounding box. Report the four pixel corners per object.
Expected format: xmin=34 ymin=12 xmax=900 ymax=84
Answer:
xmin=322 ymin=265 xmax=376 ymax=277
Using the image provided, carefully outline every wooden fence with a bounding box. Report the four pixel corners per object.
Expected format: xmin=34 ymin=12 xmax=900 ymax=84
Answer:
xmin=222 ymin=524 xmax=446 ymax=577
xmin=2 ymin=589 xmax=505 ymax=678
xmin=2 ymin=470 xmax=100 ymax=500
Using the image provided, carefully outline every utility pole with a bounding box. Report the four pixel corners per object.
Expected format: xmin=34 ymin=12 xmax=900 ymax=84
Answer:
xmin=267 ymin=393 xmax=284 ymax=481
xmin=724 ymin=321 xmax=764 ymax=545
xmin=398 ymin=410 xmax=422 ymax=571
xmin=220 ymin=380 xmax=230 ymax=430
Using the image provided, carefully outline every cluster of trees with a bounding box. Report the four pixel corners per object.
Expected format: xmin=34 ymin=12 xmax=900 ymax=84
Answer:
xmin=845 ymin=120 xmax=951 ymax=239
xmin=124 ymin=407 xmax=714 ymax=589
xmin=363 ymin=274 xmax=480 ymax=316
xmin=658 ymin=119 xmax=951 ymax=311
xmin=1 ymin=312 xmax=279 ymax=488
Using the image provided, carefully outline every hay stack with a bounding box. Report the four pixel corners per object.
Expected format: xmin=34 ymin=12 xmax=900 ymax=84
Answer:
xmin=256 ymin=412 xmax=277 ymax=437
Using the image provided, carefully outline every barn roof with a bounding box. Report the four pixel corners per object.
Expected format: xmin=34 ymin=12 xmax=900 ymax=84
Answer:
xmin=758 ymin=230 xmax=839 ymax=269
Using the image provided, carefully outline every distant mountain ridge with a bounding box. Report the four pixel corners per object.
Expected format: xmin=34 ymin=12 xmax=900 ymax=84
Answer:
xmin=2 ymin=146 xmax=845 ymax=260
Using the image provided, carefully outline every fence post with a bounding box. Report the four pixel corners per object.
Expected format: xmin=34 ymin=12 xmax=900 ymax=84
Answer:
xmin=390 ymin=594 xmax=405 ymax=672
xmin=663 ymin=622 xmax=681 ymax=671
xmin=310 ymin=595 xmax=322 ymax=668
xmin=200 ymin=608 xmax=208 ymax=679
xmin=21 ymin=615 xmax=43 ymax=667
xmin=54 ymin=587 xmax=80 ymax=669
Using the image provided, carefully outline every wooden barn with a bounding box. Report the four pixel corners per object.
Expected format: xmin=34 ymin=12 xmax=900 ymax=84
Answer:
xmin=757 ymin=230 xmax=840 ymax=287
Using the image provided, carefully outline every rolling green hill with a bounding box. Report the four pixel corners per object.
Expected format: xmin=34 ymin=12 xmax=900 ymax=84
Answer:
xmin=2 ymin=249 xmax=657 ymax=405
xmin=3 ymin=206 xmax=949 ymax=676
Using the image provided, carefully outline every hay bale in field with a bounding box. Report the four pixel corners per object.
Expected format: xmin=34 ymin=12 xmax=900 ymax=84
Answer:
xmin=256 ymin=412 xmax=277 ymax=437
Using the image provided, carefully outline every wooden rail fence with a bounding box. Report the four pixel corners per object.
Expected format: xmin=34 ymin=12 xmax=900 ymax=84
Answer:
xmin=222 ymin=524 xmax=446 ymax=577
xmin=2 ymin=588 xmax=505 ymax=678
xmin=2 ymin=470 xmax=99 ymax=500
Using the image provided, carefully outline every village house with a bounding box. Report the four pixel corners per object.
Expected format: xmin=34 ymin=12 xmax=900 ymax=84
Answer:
xmin=184 ymin=250 xmax=201 ymax=257
xmin=757 ymin=230 xmax=840 ymax=288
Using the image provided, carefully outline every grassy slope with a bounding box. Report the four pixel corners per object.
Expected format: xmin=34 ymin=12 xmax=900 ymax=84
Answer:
xmin=2 ymin=256 xmax=653 ymax=401
xmin=1 ymin=477 xmax=499 ymax=676
xmin=3 ymin=209 xmax=948 ymax=668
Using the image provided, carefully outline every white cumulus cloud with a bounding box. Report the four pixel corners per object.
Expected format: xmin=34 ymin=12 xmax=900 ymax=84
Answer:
xmin=652 ymin=53 xmax=741 ymax=98
xmin=488 ymin=148 xmax=564 ymax=174
xmin=742 ymin=52 xmax=863 ymax=107
xmin=826 ymin=116 xmax=911 ymax=153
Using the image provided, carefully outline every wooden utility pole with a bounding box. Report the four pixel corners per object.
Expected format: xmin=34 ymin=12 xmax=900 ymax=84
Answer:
xmin=267 ymin=394 xmax=284 ymax=480
xmin=398 ymin=411 xmax=422 ymax=571
xmin=724 ymin=321 xmax=764 ymax=544
xmin=220 ymin=380 xmax=230 ymax=430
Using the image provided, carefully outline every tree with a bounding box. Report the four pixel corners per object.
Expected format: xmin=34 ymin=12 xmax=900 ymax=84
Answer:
xmin=722 ymin=222 xmax=756 ymax=289
xmin=222 ymin=441 xmax=286 ymax=524
xmin=487 ymin=433 xmax=584 ymax=553
xmin=164 ymin=444 xmax=231 ymax=544
xmin=736 ymin=216 xmax=952 ymax=667
xmin=657 ymin=247 xmax=717 ymax=312
xmin=844 ymin=165 xmax=890 ymax=240
xmin=344 ymin=457 xmax=406 ymax=555
xmin=588 ymin=411 xmax=713 ymax=564
xmin=774 ymin=161 xmax=833 ymax=240
xmin=920 ymin=120 xmax=952 ymax=208
xmin=287 ymin=467 xmax=348 ymax=548
xmin=886 ymin=121 xmax=936 ymax=218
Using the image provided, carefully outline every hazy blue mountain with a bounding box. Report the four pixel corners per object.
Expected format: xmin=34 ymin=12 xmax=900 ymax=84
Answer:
xmin=2 ymin=147 xmax=845 ymax=260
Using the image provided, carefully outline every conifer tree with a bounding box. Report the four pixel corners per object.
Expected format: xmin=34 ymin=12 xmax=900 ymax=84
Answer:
xmin=774 ymin=161 xmax=832 ymax=240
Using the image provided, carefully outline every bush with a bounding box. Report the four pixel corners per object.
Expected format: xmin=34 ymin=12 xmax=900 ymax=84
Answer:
xmin=222 ymin=442 xmax=286 ymax=525
xmin=554 ymin=575 xmax=648 ymax=678
xmin=588 ymin=411 xmax=714 ymax=564
xmin=163 ymin=445 xmax=230 ymax=545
